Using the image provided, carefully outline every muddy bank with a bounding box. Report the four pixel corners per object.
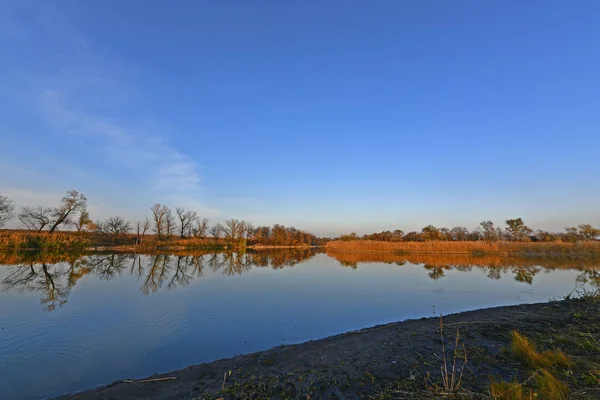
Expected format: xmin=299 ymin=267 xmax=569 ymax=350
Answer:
xmin=56 ymin=298 xmax=599 ymax=400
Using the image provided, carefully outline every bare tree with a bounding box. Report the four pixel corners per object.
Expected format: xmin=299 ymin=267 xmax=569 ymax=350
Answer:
xmin=19 ymin=206 xmax=52 ymax=231
xmin=48 ymin=190 xmax=88 ymax=233
xmin=136 ymin=217 xmax=151 ymax=244
xmin=245 ymin=222 xmax=254 ymax=241
xmin=150 ymin=204 xmax=169 ymax=239
xmin=0 ymin=194 xmax=15 ymax=228
xmin=74 ymin=209 xmax=93 ymax=232
xmin=176 ymin=207 xmax=198 ymax=238
xmin=224 ymin=219 xmax=248 ymax=241
xmin=96 ymin=216 xmax=132 ymax=243
xmin=194 ymin=218 xmax=209 ymax=239
xmin=165 ymin=208 xmax=177 ymax=239
xmin=450 ymin=226 xmax=469 ymax=241
xmin=210 ymin=223 xmax=223 ymax=242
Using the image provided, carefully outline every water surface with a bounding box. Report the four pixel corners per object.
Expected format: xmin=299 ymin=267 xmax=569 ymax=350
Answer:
xmin=0 ymin=250 xmax=598 ymax=400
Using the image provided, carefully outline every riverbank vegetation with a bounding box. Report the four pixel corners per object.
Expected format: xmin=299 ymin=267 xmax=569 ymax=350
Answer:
xmin=343 ymin=219 xmax=600 ymax=243
xmin=327 ymin=239 xmax=600 ymax=255
xmin=0 ymin=231 xmax=90 ymax=251
xmin=0 ymin=190 xmax=323 ymax=250
xmin=328 ymin=218 xmax=600 ymax=255
xmin=2 ymin=191 xmax=599 ymax=254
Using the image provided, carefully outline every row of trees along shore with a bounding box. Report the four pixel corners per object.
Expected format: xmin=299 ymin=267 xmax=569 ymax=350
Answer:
xmin=0 ymin=191 xmax=320 ymax=248
xmin=1 ymin=191 xmax=598 ymax=250
xmin=337 ymin=219 xmax=600 ymax=243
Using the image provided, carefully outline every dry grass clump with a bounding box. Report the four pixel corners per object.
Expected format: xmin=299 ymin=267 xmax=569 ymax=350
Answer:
xmin=489 ymin=331 xmax=571 ymax=399
xmin=510 ymin=331 xmax=571 ymax=369
xmin=534 ymin=369 xmax=569 ymax=400
xmin=489 ymin=379 xmax=527 ymax=400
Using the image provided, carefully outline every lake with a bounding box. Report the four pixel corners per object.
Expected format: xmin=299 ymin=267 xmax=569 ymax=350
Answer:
xmin=0 ymin=249 xmax=598 ymax=400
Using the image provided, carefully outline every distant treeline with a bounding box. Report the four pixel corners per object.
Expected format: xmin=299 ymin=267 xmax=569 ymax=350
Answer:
xmin=0 ymin=190 xmax=324 ymax=249
xmin=339 ymin=219 xmax=599 ymax=243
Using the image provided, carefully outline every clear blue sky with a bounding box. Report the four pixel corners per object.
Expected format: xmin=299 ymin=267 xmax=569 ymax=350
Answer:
xmin=1 ymin=1 xmax=599 ymax=236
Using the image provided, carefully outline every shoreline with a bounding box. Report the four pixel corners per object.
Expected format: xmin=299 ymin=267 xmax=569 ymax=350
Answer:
xmin=55 ymin=297 xmax=600 ymax=399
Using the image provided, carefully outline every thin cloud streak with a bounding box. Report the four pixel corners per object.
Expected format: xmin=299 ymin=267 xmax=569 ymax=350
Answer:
xmin=0 ymin=2 xmax=220 ymax=220
xmin=38 ymin=89 xmax=220 ymax=218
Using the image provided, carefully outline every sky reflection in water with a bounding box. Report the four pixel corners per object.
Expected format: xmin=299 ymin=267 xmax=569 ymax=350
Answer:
xmin=0 ymin=249 xmax=599 ymax=400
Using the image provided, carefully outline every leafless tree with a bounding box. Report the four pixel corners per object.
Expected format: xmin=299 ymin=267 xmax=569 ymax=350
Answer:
xmin=19 ymin=206 xmax=52 ymax=231
xmin=136 ymin=217 xmax=151 ymax=244
xmin=48 ymin=190 xmax=88 ymax=233
xmin=210 ymin=223 xmax=223 ymax=242
xmin=194 ymin=218 xmax=209 ymax=239
xmin=450 ymin=226 xmax=469 ymax=241
xmin=224 ymin=219 xmax=248 ymax=241
xmin=96 ymin=216 xmax=132 ymax=243
xmin=165 ymin=208 xmax=176 ymax=239
xmin=176 ymin=207 xmax=198 ymax=238
xmin=245 ymin=222 xmax=254 ymax=241
xmin=150 ymin=203 xmax=169 ymax=239
xmin=0 ymin=194 xmax=15 ymax=228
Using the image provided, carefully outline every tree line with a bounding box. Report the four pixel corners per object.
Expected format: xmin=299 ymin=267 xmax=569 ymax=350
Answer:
xmin=2 ymin=192 xmax=598 ymax=244
xmin=0 ymin=191 xmax=319 ymax=246
xmin=340 ymin=218 xmax=600 ymax=242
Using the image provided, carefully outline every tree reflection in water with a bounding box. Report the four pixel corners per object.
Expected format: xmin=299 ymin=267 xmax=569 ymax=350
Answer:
xmin=1 ymin=248 xmax=599 ymax=311
xmin=0 ymin=248 xmax=319 ymax=309
xmin=328 ymin=250 xmax=600 ymax=287
xmin=3 ymin=263 xmax=72 ymax=311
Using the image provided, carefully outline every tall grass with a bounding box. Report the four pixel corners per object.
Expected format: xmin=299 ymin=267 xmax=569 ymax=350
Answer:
xmin=326 ymin=240 xmax=600 ymax=255
xmin=510 ymin=331 xmax=571 ymax=369
xmin=89 ymin=233 xmax=240 ymax=250
xmin=489 ymin=331 xmax=571 ymax=400
xmin=0 ymin=231 xmax=89 ymax=251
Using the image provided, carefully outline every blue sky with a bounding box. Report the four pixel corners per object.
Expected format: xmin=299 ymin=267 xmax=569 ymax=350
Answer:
xmin=1 ymin=1 xmax=599 ymax=236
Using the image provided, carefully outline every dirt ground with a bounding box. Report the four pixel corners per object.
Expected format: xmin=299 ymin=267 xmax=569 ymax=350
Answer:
xmin=56 ymin=297 xmax=600 ymax=400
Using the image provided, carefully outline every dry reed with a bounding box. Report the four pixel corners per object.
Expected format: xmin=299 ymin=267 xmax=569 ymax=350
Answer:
xmin=326 ymin=240 xmax=600 ymax=255
xmin=0 ymin=231 xmax=89 ymax=251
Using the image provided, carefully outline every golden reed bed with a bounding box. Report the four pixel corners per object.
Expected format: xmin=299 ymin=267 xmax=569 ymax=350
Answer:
xmin=325 ymin=240 xmax=600 ymax=255
xmin=0 ymin=231 xmax=89 ymax=250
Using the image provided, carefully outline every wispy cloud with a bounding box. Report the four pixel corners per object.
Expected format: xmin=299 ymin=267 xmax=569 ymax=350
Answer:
xmin=0 ymin=2 xmax=219 ymax=218
xmin=38 ymin=89 xmax=219 ymax=217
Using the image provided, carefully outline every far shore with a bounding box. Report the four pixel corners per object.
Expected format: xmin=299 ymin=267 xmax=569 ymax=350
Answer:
xmin=54 ymin=296 xmax=600 ymax=400
xmin=0 ymin=230 xmax=319 ymax=253
xmin=326 ymin=239 xmax=600 ymax=256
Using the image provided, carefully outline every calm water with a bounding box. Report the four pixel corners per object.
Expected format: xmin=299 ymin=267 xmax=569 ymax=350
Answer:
xmin=0 ymin=250 xmax=598 ymax=400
